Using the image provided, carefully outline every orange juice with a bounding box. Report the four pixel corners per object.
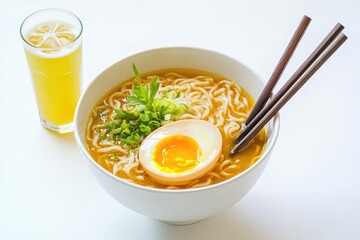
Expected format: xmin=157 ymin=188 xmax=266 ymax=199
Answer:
xmin=24 ymin=30 xmax=81 ymax=125
xmin=21 ymin=11 xmax=83 ymax=133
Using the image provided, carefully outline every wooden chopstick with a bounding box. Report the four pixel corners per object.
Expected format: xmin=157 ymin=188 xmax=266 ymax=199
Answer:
xmin=234 ymin=23 xmax=344 ymax=145
xmin=244 ymin=15 xmax=311 ymax=128
xmin=230 ymin=30 xmax=347 ymax=156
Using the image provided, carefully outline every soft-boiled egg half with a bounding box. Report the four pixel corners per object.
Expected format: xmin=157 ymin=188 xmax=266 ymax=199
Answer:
xmin=139 ymin=119 xmax=222 ymax=185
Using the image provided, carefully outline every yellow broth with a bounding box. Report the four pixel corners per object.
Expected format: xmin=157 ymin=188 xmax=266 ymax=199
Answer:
xmin=86 ymin=68 xmax=267 ymax=189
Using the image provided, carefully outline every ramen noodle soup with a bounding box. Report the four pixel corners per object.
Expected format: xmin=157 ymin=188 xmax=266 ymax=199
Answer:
xmin=86 ymin=68 xmax=267 ymax=189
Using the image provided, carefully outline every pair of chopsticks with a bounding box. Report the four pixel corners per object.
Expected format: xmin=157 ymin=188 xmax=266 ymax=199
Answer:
xmin=230 ymin=15 xmax=347 ymax=156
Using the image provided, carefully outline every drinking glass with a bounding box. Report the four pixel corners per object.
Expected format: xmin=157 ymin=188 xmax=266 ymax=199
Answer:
xmin=20 ymin=8 xmax=83 ymax=133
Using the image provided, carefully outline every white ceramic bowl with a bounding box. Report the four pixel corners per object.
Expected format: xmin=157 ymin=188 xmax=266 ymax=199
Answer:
xmin=74 ymin=47 xmax=280 ymax=225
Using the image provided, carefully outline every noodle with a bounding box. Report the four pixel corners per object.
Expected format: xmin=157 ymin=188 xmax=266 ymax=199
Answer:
xmin=86 ymin=69 xmax=267 ymax=189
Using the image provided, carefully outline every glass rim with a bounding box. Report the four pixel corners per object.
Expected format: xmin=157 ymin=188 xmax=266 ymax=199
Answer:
xmin=20 ymin=8 xmax=83 ymax=50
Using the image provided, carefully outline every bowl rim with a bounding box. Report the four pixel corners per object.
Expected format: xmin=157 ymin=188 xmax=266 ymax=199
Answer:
xmin=74 ymin=46 xmax=280 ymax=194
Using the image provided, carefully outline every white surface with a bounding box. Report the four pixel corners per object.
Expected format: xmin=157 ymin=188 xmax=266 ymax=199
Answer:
xmin=0 ymin=0 xmax=359 ymax=239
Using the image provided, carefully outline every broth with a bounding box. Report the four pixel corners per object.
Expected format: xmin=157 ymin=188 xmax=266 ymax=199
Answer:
xmin=86 ymin=68 xmax=267 ymax=189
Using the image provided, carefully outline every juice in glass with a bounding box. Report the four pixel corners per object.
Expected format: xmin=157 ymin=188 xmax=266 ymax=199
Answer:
xmin=20 ymin=9 xmax=83 ymax=133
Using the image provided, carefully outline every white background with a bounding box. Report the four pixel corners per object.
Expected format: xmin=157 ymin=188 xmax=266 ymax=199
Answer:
xmin=1 ymin=0 xmax=359 ymax=239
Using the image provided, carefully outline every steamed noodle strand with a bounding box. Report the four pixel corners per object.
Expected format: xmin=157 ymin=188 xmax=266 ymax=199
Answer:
xmin=86 ymin=70 xmax=267 ymax=189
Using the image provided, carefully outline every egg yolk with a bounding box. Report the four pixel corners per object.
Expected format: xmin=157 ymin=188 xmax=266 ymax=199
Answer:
xmin=152 ymin=135 xmax=201 ymax=174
